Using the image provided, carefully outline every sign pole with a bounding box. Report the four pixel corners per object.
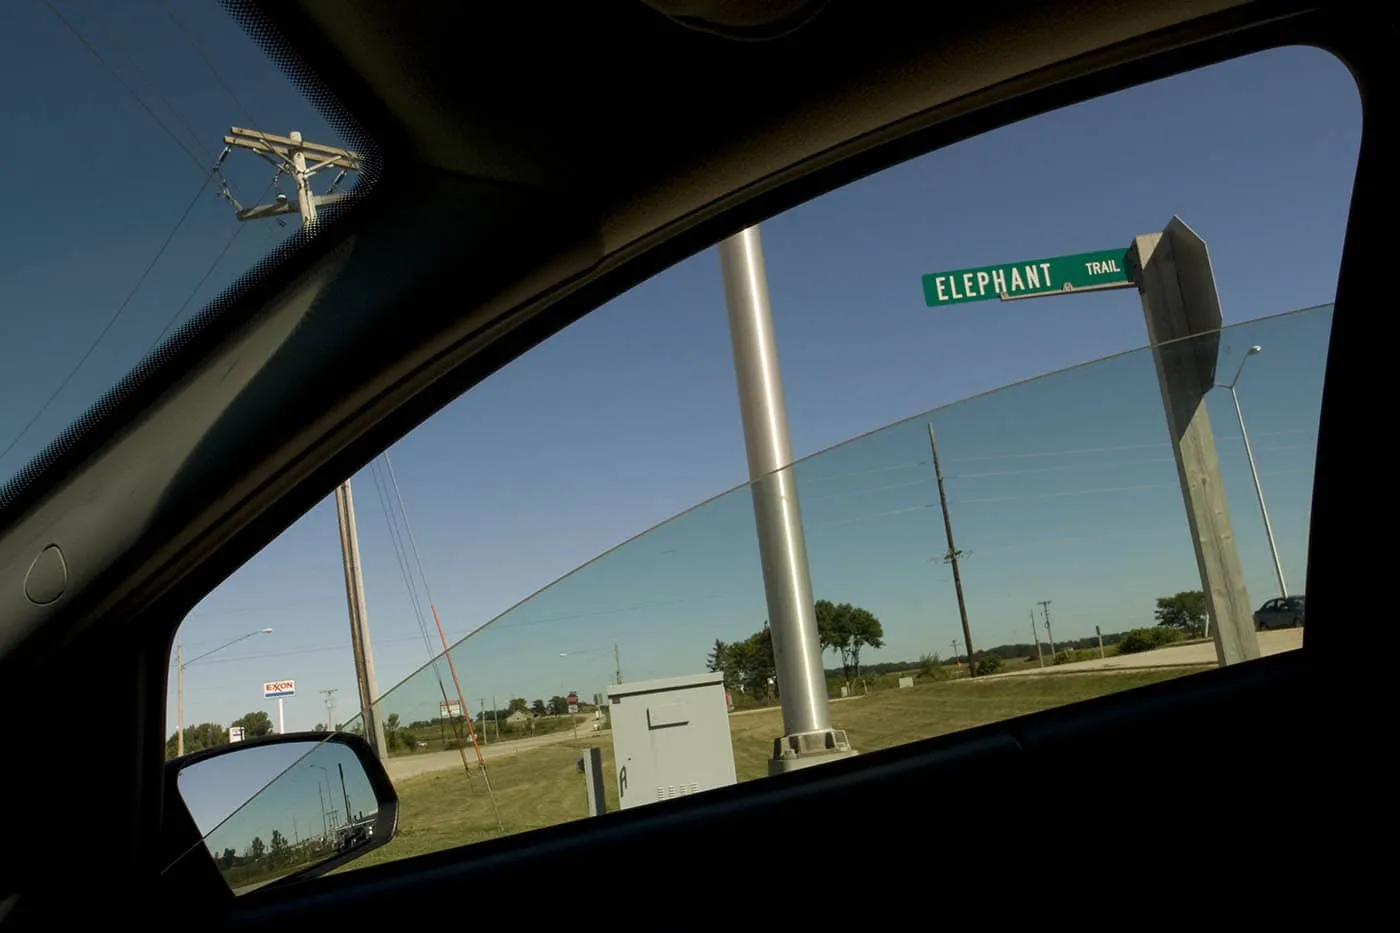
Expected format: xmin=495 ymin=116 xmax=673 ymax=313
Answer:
xmin=263 ymin=681 xmax=297 ymax=734
xmin=719 ymin=226 xmax=854 ymax=774
xmin=1130 ymin=217 xmax=1258 ymax=665
xmin=919 ymin=220 xmax=1260 ymax=668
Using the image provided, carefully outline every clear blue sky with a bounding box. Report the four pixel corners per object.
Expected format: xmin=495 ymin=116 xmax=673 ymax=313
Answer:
xmin=0 ymin=6 xmax=1360 ymax=736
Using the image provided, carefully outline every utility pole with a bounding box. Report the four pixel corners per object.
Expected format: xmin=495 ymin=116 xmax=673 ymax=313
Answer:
xmin=176 ymin=641 xmax=184 ymax=756
xmin=222 ymin=127 xmax=387 ymax=759
xmin=613 ymin=641 xmax=623 ymax=686
xmin=320 ymin=688 xmax=338 ymax=731
xmin=1095 ymin=625 xmax=1106 ymax=660
xmin=315 ymin=780 xmax=328 ymax=839
xmin=949 ymin=638 xmax=962 ymax=673
xmin=339 ymin=762 xmax=353 ymax=826
xmin=1038 ymin=601 xmax=1056 ymax=658
xmin=928 ymin=425 xmax=976 ymax=674
xmin=337 ymin=482 xmax=388 ymax=758
xmin=1030 ymin=610 xmax=1044 ymax=668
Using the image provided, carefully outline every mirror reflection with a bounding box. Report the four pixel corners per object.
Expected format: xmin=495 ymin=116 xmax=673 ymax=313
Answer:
xmin=176 ymin=739 xmax=380 ymax=894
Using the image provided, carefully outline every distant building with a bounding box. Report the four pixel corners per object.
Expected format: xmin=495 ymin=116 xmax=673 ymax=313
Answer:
xmin=505 ymin=709 xmax=530 ymax=725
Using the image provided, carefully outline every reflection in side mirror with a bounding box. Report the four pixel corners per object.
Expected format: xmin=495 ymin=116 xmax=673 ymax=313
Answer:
xmin=167 ymin=732 xmax=397 ymax=895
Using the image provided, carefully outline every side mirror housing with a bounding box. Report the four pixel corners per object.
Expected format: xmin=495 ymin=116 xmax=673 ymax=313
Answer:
xmin=162 ymin=732 xmax=397 ymax=896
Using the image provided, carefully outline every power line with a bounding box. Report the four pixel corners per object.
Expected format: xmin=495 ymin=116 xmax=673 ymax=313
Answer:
xmin=958 ymin=481 xmax=1175 ymax=506
xmin=146 ymin=219 xmax=249 ymax=350
xmin=42 ymin=0 xmax=208 ymax=173
xmin=369 ymin=458 xmax=437 ymax=661
xmin=0 ymin=171 xmax=217 ymax=465
xmin=156 ymin=0 xmax=262 ymax=128
xmin=944 ymin=428 xmax=1309 ymax=465
xmin=82 ymin=2 xmax=215 ymax=165
xmin=165 ymin=633 xmax=434 ymax=668
xmin=794 ymin=427 xmax=1310 ymax=489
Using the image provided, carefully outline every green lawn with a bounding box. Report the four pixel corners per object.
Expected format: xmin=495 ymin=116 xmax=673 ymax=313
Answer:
xmin=348 ymin=667 xmax=1203 ymax=871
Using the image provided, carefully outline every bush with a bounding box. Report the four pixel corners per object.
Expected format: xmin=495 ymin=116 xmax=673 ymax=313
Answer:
xmin=1116 ymin=626 xmax=1186 ymax=655
xmin=917 ymin=652 xmax=951 ymax=681
xmin=973 ymin=653 xmax=1003 ymax=676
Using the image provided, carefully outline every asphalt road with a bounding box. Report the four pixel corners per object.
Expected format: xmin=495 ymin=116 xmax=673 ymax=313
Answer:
xmin=385 ymin=716 xmax=606 ymax=782
xmin=991 ymin=627 xmax=1304 ymax=677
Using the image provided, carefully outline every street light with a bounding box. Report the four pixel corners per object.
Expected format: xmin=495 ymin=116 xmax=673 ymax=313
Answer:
xmin=1218 ymin=344 xmax=1288 ymax=600
xmin=176 ymin=627 xmax=274 ymax=756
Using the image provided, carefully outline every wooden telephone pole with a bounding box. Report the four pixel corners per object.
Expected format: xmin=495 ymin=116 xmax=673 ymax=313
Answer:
xmin=222 ymin=128 xmax=386 ymax=760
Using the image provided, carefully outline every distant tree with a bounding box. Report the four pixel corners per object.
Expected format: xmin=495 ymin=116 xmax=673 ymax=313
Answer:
xmin=1154 ymin=590 xmax=1208 ymax=637
xmin=232 ymin=710 xmax=274 ymax=738
xmin=508 ymin=698 xmax=529 ymax=714
xmin=973 ymin=653 xmax=1003 ymax=676
xmin=269 ymin=829 xmax=288 ymax=866
xmin=814 ymin=601 xmax=885 ymax=681
xmin=219 ymin=847 xmax=237 ymax=870
xmin=248 ymin=836 xmax=266 ymax=862
xmin=383 ymin=713 xmax=416 ymax=754
xmin=706 ymin=639 xmax=730 ymax=677
xmin=530 ymin=699 xmax=547 ymax=717
xmin=918 ymin=652 xmax=943 ymax=679
xmin=717 ymin=625 xmax=776 ymax=701
xmin=845 ymin=608 xmax=885 ymax=680
xmin=548 ymin=695 xmax=568 ymax=716
xmin=165 ymin=722 xmax=228 ymax=759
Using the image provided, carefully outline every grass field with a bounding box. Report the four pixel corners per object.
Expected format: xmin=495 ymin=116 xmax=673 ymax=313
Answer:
xmin=347 ymin=667 xmax=1203 ymax=871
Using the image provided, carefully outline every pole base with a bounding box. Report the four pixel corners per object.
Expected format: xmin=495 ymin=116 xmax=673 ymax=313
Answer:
xmin=768 ymin=728 xmax=857 ymax=775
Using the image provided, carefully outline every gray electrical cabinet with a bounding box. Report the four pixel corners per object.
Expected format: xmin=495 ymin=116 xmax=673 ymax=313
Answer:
xmin=606 ymin=671 xmax=737 ymax=811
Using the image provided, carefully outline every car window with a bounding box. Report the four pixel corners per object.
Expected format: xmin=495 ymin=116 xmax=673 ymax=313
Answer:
xmin=166 ymin=44 xmax=1356 ymax=883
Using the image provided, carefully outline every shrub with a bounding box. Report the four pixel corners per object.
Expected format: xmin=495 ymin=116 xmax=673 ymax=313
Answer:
xmin=1116 ymin=626 xmax=1186 ymax=655
xmin=917 ymin=652 xmax=951 ymax=681
xmin=973 ymin=653 xmax=1003 ymax=676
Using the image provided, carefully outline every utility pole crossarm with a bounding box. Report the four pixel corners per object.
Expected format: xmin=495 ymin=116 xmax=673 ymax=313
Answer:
xmin=224 ymin=127 xmax=361 ymax=171
xmin=233 ymin=191 xmax=351 ymax=222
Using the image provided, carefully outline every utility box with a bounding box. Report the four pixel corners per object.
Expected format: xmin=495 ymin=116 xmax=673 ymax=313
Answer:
xmin=607 ymin=672 xmax=737 ymax=811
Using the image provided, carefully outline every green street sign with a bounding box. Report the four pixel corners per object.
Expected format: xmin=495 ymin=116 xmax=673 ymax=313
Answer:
xmin=922 ymin=248 xmax=1133 ymax=307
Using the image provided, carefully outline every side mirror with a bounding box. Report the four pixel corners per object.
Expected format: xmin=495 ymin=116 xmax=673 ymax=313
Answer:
xmin=162 ymin=732 xmax=397 ymax=895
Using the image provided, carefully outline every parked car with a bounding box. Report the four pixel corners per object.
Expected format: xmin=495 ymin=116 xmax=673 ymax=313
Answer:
xmin=1254 ymin=596 xmax=1305 ymax=631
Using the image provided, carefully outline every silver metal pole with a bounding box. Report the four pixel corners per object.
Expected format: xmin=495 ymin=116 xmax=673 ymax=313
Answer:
xmin=718 ymin=227 xmax=852 ymax=773
xmin=1229 ymin=384 xmax=1288 ymax=598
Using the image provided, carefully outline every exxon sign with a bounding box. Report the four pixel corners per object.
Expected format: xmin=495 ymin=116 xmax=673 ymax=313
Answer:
xmin=263 ymin=680 xmax=295 ymax=699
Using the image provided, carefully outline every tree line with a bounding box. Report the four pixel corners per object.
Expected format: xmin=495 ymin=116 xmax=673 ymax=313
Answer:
xmin=165 ymin=710 xmax=275 ymax=759
xmin=703 ymin=589 xmax=1214 ymax=693
xmin=706 ymin=600 xmax=886 ymax=699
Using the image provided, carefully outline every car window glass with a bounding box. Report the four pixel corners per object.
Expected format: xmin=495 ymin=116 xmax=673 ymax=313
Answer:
xmin=169 ymin=44 xmax=1354 ymax=883
xmin=0 ymin=2 xmax=365 ymax=490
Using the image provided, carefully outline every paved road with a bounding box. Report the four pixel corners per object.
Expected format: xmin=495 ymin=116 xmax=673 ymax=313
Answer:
xmin=385 ymin=717 xmax=607 ymax=782
xmin=991 ymin=627 xmax=1303 ymax=677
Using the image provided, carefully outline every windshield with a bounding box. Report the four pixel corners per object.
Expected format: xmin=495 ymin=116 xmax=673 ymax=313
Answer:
xmin=0 ymin=1 xmax=361 ymax=492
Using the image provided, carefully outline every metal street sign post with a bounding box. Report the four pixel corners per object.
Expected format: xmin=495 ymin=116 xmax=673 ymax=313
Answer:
xmin=918 ymin=219 xmax=1258 ymax=667
xmin=922 ymin=248 xmax=1133 ymax=307
xmin=264 ymin=680 xmax=296 ymax=735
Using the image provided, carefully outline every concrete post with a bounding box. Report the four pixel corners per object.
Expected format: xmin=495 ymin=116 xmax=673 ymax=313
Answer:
xmin=1131 ymin=217 xmax=1259 ymax=665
